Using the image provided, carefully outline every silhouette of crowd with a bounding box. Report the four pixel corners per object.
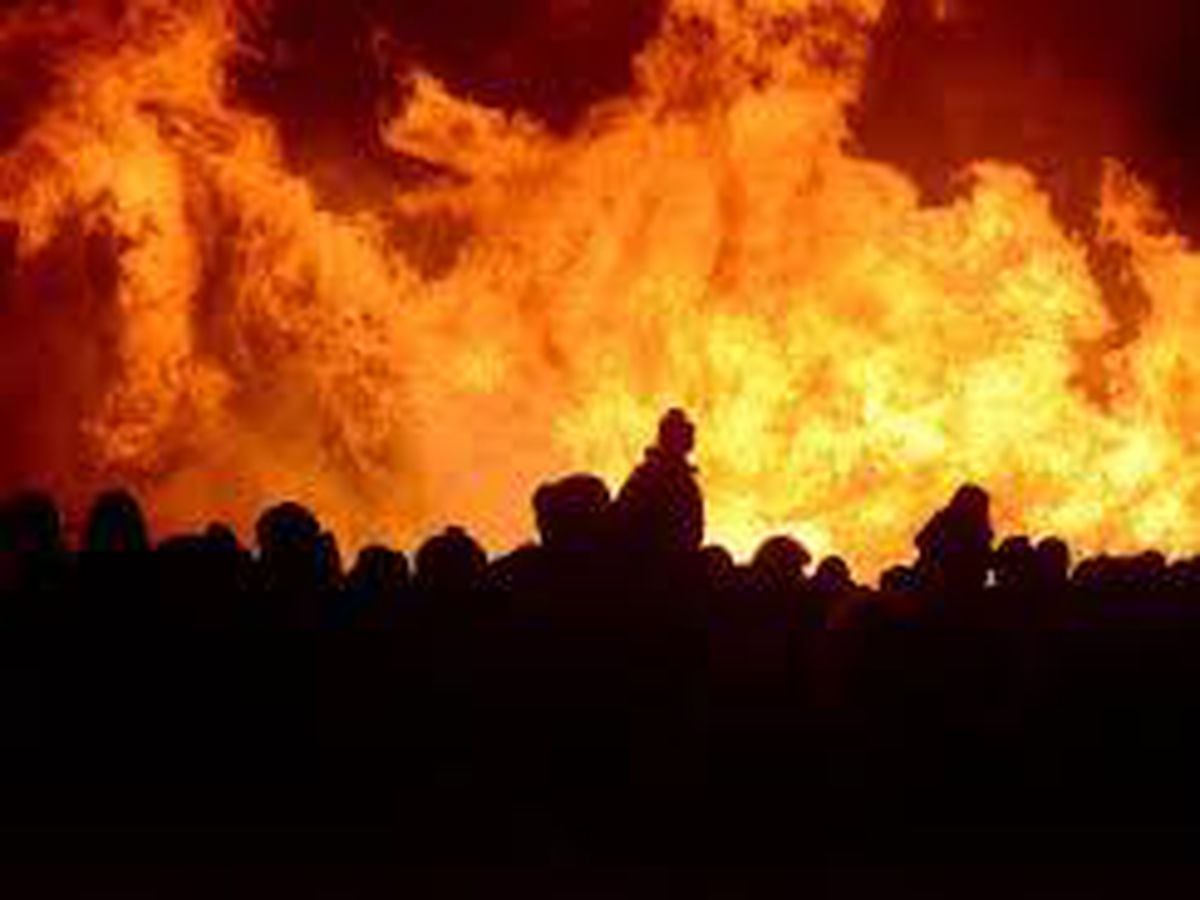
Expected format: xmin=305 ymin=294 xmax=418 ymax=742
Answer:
xmin=3 ymin=409 xmax=1200 ymax=871
xmin=6 ymin=408 xmax=1200 ymax=634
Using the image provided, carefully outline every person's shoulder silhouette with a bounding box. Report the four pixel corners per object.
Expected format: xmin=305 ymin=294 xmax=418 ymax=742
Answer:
xmin=611 ymin=408 xmax=705 ymax=558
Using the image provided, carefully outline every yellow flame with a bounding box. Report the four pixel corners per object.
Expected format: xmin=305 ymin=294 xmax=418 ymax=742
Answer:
xmin=3 ymin=0 xmax=1200 ymax=576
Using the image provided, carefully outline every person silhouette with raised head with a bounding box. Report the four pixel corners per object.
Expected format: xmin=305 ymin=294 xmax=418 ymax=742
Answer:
xmin=914 ymin=484 xmax=994 ymax=603
xmin=610 ymin=408 xmax=705 ymax=560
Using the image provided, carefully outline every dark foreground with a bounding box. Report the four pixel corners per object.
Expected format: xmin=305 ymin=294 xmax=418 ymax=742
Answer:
xmin=3 ymin=628 xmax=1200 ymax=896
xmin=6 ymin=415 xmax=1200 ymax=894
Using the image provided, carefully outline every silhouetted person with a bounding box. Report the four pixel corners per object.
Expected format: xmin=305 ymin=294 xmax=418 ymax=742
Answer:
xmin=879 ymin=563 xmax=923 ymax=625
xmin=493 ymin=473 xmax=614 ymax=627
xmin=750 ymin=536 xmax=812 ymax=591
xmin=1072 ymin=553 xmax=1118 ymax=618
xmin=914 ymin=484 xmax=994 ymax=602
xmin=1035 ymin=537 xmax=1071 ymax=589
xmin=0 ymin=491 xmax=63 ymax=582
xmin=534 ymin=474 xmax=612 ymax=556
xmin=339 ymin=545 xmax=410 ymax=629
xmin=995 ymin=536 xmax=1036 ymax=592
xmin=257 ymin=502 xmax=320 ymax=560
xmin=415 ymin=526 xmax=488 ymax=619
xmin=812 ymin=556 xmax=853 ymax=608
xmin=699 ymin=544 xmax=736 ymax=585
xmin=610 ymin=408 xmax=704 ymax=560
xmin=985 ymin=535 xmax=1040 ymax=628
xmin=79 ymin=489 xmax=153 ymax=626
xmin=204 ymin=523 xmax=255 ymax=626
xmin=153 ymin=522 xmax=254 ymax=628
xmin=314 ymin=530 xmax=345 ymax=622
xmin=255 ymin=501 xmax=325 ymax=628
xmin=0 ymin=491 xmax=62 ymax=558
xmin=879 ymin=564 xmax=919 ymax=594
xmin=816 ymin=556 xmax=881 ymax=630
xmin=7 ymin=463 xmax=1200 ymax=868
xmin=0 ymin=490 xmax=66 ymax=625
xmin=749 ymin=534 xmax=816 ymax=632
xmin=696 ymin=546 xmax=738 ymax=616
xmin=204 ymin=522 xmax=240 ymax=552
xmin=1015 ymin=536 xmax=1070 ymax=626
xmin=84 ymin=489 xmax=149 ymax=554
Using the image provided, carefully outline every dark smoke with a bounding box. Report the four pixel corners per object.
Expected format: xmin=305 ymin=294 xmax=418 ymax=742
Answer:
xmin=0 ymin=0 xmax=128 ymax=154
xmin=852 ymin=0 xmax=1200 ymax=231
xmin=849 ymin=0 xmax=1200 ymax=391
xmin=227 ymin=0 xmax=666 ymax=209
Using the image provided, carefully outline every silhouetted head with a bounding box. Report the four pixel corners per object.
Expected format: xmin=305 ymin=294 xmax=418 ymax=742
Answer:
xmin=1131 ymin=550 xmax=1167 ymax=584
xmin=656 ymin=408 xmax=695 ymax=459
xmin=0 ymin=491 xmax=62 ymax=556
xmin=997 ymin=535 xmax=1034 ymax=559
xmin=350 ymin=545 xmax=409 ymax=590
xmin=204 ymin=522 xmax=241 ymax=554
xmin=415 ymin=526 xmax=487 ymax=595
xmin=751 ymin=535 xmax=812 ymax=586
xmin=1073 ymin=555 xmax=1112 ymax=591
xmin=344 ymin=545 xmax=410 ymax=627
xmin=533 ymin=473 xmax=611 ymax=552
xmin=255 ymin=502 xmax=321 ymax=563
xmin=813 ymin=556 xmax=853 ymax=594
xmin=1035 ymin=537 xmax=1071 ymax=585
xmin=995 ymin=535 xmax=1036 ymax=589
xmin=915 ymin=483 xmax=994 ymax=593
xmin=699 ymin=544 xmax=738 ymax=591
xmin=950 ymin=484 xmax=991 ymax=523
xmin=880 ymin=564 xmax=919 ymax=595
xmin=84 ymin=489 xmax=149 ymax=553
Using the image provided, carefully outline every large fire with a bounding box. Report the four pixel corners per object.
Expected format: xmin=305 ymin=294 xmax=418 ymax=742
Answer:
xmin=1 ymin=0 xmax=1199 ymax=575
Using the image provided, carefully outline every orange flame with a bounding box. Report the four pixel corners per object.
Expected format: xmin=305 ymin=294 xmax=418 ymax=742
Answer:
xmin=2 ymin=0 xmax=1198 ymax=575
